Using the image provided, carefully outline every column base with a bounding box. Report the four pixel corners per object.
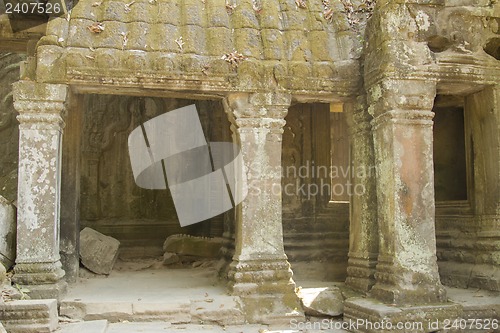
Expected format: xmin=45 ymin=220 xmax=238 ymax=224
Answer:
xmin=240 ymin=293 xmax=305 ymax=325
xmin=18 ymin=280 xmax=68 ymax=300
xmin=216 ymin=232 xmax=235 ymax=279
xmin=344 ymin=297 xmax=462 ymax=333
xmin=370 ymin=259 xmax=447 ymax=305
xmin=228 ymin=257 xmax=304 ymax=324
xmin=60 ymin=251 xmax=79 ymax=283
xmin=370 ymin=281 xmax=447 ymax=306
xmin=13 ymin=261 xmax=67 ymax=300
xmin=346 ymin=254 xmax=377 ymax=293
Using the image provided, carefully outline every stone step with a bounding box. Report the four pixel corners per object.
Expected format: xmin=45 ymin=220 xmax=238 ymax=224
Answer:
xmin=0 ymin=299 xmax=58 ymax=333
xmin=58 ymin=320 xmax=109 ymax=333
xmin=59 ymin=296 xmax=245 ymax=326
xmin=105 ymin=323 xmax=279 ymax=333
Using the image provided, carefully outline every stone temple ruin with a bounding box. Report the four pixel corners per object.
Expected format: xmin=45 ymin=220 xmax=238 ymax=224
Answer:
xmin=0 ymin=0 xmax=499 ymax=331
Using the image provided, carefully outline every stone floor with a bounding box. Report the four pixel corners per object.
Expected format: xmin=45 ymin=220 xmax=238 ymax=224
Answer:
xmin=56 ymin=259 xmax=500 ymax=333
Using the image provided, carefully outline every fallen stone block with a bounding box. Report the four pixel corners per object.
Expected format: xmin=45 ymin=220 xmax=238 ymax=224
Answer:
xmin=0 ymin=195 xmax=16 ymax=269
xmin=162 ymin=252 xmax=180 ymax=266
xmin=80 ymin=228 xmax=120 ymax=275
xmin=0 ymin=322 xmax=6 ymax=333
xmin=298 ymin=287 xmax=343 ymax=317
xmin=0 ymin=299 xmax=58 ymax=333
xmin=163 ymin=235 xmax=223 ymax=258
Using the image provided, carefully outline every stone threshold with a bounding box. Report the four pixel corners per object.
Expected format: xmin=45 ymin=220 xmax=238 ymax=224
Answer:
xmin=60 ymin=295 xmax=245 ymax=326
xmin=343 ymin=296 xmax=500 ymax=333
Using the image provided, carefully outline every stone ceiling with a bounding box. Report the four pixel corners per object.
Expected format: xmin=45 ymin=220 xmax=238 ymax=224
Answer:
xmin=28 ymin=0 xmax=364 ymax=99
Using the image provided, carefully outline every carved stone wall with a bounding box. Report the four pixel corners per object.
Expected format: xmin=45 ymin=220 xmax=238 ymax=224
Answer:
xmin=80 ymin=95 xmax=228 ymax=257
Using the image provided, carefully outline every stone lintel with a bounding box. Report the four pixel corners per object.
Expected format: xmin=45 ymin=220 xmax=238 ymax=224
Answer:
xmin=344 ymin=297 xmax=462 ymax=333
xmin=0 ymin=299 xmax=59 ymax=333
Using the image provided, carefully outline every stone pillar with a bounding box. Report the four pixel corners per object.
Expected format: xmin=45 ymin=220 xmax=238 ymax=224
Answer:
xmin=344 ymin=96 xmax=379 ymax=293
xmin=217 ymin=106 xmax=237 ymax=278
xmin=368 ymin=79 xmax=446 ymax=305
xmin=60 ymin=94 xmax=82 ymax=283
xmin=224 ymin=92 xmax=302 ymax=324
xmin=12 ymin=81 xmax=68 ymax=299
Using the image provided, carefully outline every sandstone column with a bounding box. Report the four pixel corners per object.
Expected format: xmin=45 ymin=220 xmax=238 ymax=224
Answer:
xmin=368 ymin=79 xmax=446 ymax=305
xmin=344 ymin=96 xmax=379 ymax=293
xmin=12 ymin=81 xmax=68 ymax=299
xmin=224 ymin=92 xmax=302 ymax=323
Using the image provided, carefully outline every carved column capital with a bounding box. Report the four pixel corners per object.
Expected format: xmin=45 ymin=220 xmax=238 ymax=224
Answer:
xmin=225 ymin=92 xmax=291 ymax=132
xmin=366 ymin=78 xmax=437 ymax=118
xmin=345 ymin=95 xmax=373 ymax=136
xmin=13 ymin=81 xmax=68 ymax=129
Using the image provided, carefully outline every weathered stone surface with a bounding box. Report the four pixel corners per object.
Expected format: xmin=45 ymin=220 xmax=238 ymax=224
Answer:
xmin=58 ymin=320 xmax=108 ymax=333
xmin=0 ymin=299 xmax=58 ymax=333
xmin=190 ymin=296 xmax=245 ymax=326
xmin=79 ymin=228 xmax=120 ymax=275
xmin=60 ymin=300 xmax=193 ymax=323
xmin=0 ymin=195 xmax=16 ymax=269
xmin=162 ymin=252 xmax=180 ymax=266
xmin=0 ymin=322 xmax=6 ymax=333
xmin=163 ymin=235 xmax=223 ymax=258
xmin=298 ymin=287 xmax=344 ymax=317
